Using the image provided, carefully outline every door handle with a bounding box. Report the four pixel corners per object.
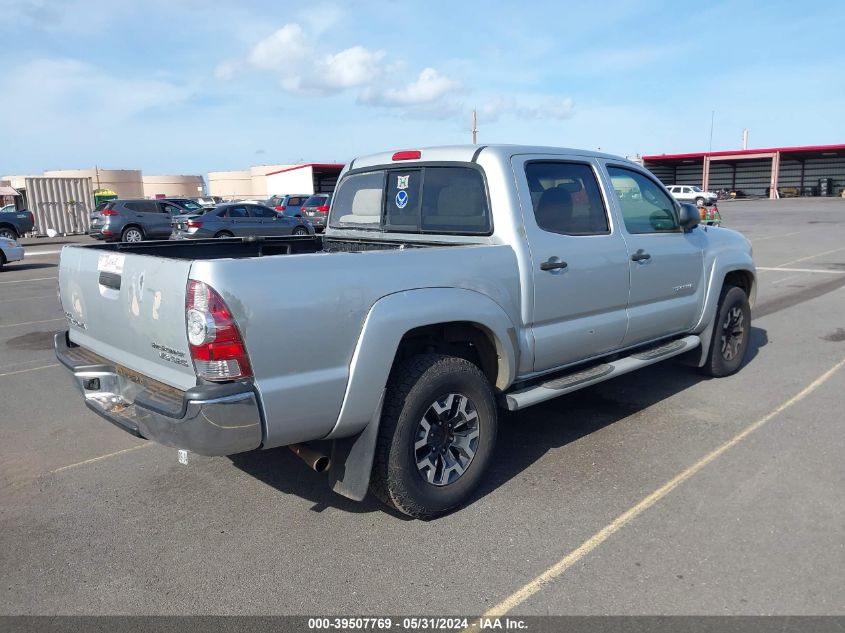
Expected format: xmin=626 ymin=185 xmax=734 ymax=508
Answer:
xmin=631 ymin=249 xmax=651 ymax=262
xmin=540 ymin=258 xmax=568 ymax=271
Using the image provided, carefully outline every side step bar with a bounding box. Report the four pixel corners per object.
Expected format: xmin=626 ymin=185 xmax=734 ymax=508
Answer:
xmin=503 ymin=335 xmax=701 ymax=411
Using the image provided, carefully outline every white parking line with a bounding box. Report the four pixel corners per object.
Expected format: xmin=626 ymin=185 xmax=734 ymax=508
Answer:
xmin=0 ymin=294 xmax=57 ymax=304
xmin=24 ymin=249 xmax=63 ymax=257
xmin=751 ymin=228 xmax=815 ymax=242
xmin=0 ymin=276 xmax=57 ymax=285
xmin=0 ymin=317 xmax=65 ymax=328
xmin=0 ymin=363 xmax=59 ymax=378
xmin=775 ymin=246 xmax=845 ymax=268
xmin=757 ymin=267 xmax=845 ymax=274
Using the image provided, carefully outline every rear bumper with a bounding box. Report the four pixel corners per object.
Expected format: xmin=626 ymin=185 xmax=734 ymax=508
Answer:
xmin=55 ymin=331 xmax=263 ymax=456
xmin=3 ymin=245 xmax=24 ymax=262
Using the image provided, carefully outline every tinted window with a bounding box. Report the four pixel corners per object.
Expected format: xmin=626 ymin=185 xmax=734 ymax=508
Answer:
xmin=224 ymin=206 xmax=248 ymax=218
xmin=250 ymin=205 xmax=277 ymax=218
xmin=385 ymin=170 xmax=422 ymax=231
xmin=287 ymin=197 xmax=303 ymax=206
xmin=124 ymin=202 xmax=146 ymax=213
xmin=608 ymin=166 xmax=679 ymax=234
xmin=160 ymin=203 xmax=183 ymax=214
xmin=329 ymin=171 xmax=384 ymax=228
xmin=303 ymin=195 xmax=328 ymax=207
xmin=525 ymin=162 xmax=608 ymax=235
xmin=418 ymin=167 xmax=489 ymax=234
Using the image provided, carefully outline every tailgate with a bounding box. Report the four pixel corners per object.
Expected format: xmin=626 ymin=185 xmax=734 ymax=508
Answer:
xmin=59 ymin=246 xmax=198 ymax=391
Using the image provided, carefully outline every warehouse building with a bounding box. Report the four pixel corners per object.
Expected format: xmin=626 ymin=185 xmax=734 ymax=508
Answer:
xmin=643 ymin=144 xmax=845 ymax=199
xmin=208 ymin=163 xmax=344 ymax=198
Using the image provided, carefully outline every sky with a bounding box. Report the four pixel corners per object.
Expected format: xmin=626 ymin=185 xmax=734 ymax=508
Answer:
xmin=2 ymin=0 xmax=844 ymax=177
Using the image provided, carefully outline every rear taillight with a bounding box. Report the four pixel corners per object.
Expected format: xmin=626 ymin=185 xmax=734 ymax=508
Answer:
xmin=316 ymin=205 xmax=329 ymax=213
xmin=276 ymin=205 xmax=286 ymax=211
xmin=392 ymin=150 xmax=421 ymax=160
xmin=186 ymin=280 xmax=252 ymax=381
xmin=186 ymin=220 xmax=203 ymax=228
xmin=102 ymin=209 xmax=119 ymax=216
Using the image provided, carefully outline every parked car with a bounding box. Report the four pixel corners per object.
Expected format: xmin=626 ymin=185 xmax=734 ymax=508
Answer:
xmin=194 ymin=196 xmax=223 ymax=207
xmin=89 ymin=199 xmax=191 ymax=242
xmin=170 ymin=202 xmax=314 ymax=239
xmin=0 ymin=236 xmax=24 ymax=270
xmin=666 ymin=185 xmax=717 ymax=207
xmin=299 ymin=193 xmax=332 ymax=231
xmin=0 ymin=206 xmax=35 ymax=239
xmin=160 ymin=198 xmax=206 ymax=213
xmin=267 ymin=194 xmax=311 ymax=216
xmin=56 ymin=144 xmax=756 ymax=519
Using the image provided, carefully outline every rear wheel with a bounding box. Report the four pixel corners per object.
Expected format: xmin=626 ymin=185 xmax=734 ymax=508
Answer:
xmin=700 ymin=284 xmax=751 ymax=377
xmin=214 ymin=231 xmax=234 ymax=238
xmin=370 ymin=354 xmax=497 ymax=519
xmin=292 ymin=226 xmax=309 ymax=236
xmin=121 ymin=226 xmax=143 ymax=242
xmin=0 ymin=250 xmax=6 ymax=270
xmin=0 ymin=226 xmax=17 ymax=240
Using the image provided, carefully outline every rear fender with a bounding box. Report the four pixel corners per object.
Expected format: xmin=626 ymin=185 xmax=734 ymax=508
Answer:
xmin=326 ymin=287 xmax=518 ymax=500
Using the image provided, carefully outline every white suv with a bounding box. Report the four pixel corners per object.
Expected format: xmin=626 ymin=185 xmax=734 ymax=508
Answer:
xmin=666 ymin=185 xmax=717 ymax=206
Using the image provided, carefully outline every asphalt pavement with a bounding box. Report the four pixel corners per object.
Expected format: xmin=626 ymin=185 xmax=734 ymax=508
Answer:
xmin=1 ymin=199 xmax=843 ymax=616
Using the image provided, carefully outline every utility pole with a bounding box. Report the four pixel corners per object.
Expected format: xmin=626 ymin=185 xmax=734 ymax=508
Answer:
xmin=471 ymin=109 xmax=478 ymax=145
xmin=708 ymin=110 xmax=715 ymax=154
xmin=742 ymin=128 xmax=749 ymax=150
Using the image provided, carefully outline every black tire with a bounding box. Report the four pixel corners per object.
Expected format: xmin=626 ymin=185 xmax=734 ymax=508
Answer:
xmin=0 ymin=226 xmax=18 ymax=240
xmin=121 ymin=226 xmax=144 ymax=243
xmin=370 ymin=354 xmax=497 ymax=519
xmin=215 ymin=231 xmax=234 ymax=238
xmin=700 ymin=285 xmax=751 ymax=377
xmin=695 ymin=197 xmax=705 ymax=207
xmin=0 ymin=250 xmax=6 ymax=270
xmin=292 ymin=226 xmax=309 ymax=236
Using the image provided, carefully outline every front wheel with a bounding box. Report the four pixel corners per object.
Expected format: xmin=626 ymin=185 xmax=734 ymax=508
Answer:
xmin=700 ymin=285 xmax=751 ymax=377
xmin=370 ymin=354 xmax=498 ymax=519
xmin=695 ymin=197 xmax=705 ymax=207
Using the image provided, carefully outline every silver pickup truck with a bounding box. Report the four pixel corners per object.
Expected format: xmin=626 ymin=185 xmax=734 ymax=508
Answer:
xmin=56 ymin=145 xmax=756 ymax=519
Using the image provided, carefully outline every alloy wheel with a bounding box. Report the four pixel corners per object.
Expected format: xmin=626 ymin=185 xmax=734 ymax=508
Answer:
xmin=414 ymin=393 xmax=480 ymax=487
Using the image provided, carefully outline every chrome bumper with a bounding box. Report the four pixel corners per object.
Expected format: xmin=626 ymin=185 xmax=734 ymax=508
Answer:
xmin=55 ymin=332 xmax=263 ymax=456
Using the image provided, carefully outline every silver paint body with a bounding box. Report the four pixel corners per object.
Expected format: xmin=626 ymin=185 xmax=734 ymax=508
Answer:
xmin=58 ymin=145 xmax=756 ymax=453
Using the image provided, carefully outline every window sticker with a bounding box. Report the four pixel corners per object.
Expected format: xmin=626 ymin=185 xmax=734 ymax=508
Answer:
xmin=395 ymin=190 xmax=409 ymax=209
xmin=397 ymin=175 xmax=410 ymax=190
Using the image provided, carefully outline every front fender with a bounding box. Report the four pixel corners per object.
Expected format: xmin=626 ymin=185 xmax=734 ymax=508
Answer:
xmin=324 ymin=287 xmax=519 ymax=440
xmin=691 ymin=240 xmax=756 ymax=366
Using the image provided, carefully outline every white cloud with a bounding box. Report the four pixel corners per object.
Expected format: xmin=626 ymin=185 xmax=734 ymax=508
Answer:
xmin=360 ymin=68 xmax=461 ymax=107
xmin=215 ymin=22 xmax=460 ymax=106
xmin=479 ymin=96 xmax=575 ymax=122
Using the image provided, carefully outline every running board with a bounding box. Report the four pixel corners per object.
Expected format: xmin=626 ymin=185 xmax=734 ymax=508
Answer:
xmin=503 ymin=335 xmax=701 ymax=411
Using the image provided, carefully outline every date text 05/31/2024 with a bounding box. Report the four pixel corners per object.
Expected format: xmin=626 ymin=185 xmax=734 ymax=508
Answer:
xmin=307 ymin=617 xmax=528 ymax=630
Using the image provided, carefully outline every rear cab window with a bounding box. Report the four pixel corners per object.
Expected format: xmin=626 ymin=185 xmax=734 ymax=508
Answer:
xmin=329 ymin=165 xmax=491 ymax=235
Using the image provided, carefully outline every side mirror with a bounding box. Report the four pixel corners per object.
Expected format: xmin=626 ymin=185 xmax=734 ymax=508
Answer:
xmin=678 ymin=203 xmax=700 ymax=230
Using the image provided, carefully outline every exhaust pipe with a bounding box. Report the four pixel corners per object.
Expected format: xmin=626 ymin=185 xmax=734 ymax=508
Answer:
xmin=289 ymin=443 xmax=330 ymax=473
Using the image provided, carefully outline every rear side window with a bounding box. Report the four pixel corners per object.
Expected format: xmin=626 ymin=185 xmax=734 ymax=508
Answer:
xmin=329 ymin=166 xmax=491 ymax=234
xmin=123 ymin=201 xmax=149 ymax=213
xmin=525 ymin=162 xmax=609 ymax=235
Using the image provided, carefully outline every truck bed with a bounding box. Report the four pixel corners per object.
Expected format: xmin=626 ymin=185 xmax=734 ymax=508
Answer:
xmin=74 ymin=235 xmax=446 ymax=260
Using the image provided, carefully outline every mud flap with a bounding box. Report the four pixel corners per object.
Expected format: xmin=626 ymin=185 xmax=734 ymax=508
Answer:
xmin=328 ymin=391 xmax=384 ymax=501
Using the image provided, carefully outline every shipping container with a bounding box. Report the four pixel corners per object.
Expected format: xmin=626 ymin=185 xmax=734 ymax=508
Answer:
xmin=23 ymin=177 xmax=94 ymax=235
xmin=264 ymin=164 xmax=344 ymax=197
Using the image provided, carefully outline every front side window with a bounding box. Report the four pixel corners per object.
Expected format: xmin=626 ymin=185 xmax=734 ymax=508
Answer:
xmin=250 ymin=205 xmax=277 ymax=218
xmin=225 ymin=206 xmax=248 ymax=218
xmin=608 ymin=166 xmax=679 ymax=234
xmin=525 ymin=162 xmax=609 ymax=235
